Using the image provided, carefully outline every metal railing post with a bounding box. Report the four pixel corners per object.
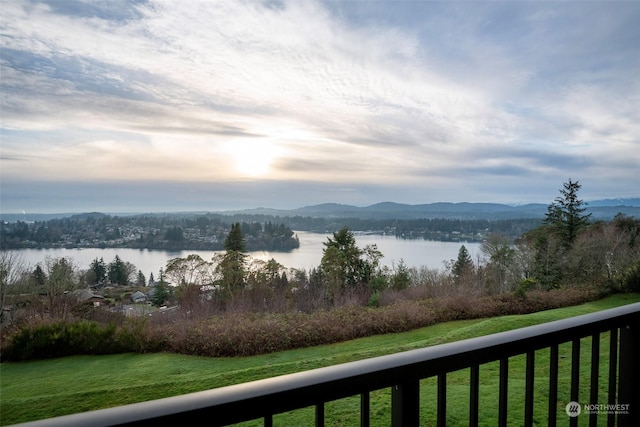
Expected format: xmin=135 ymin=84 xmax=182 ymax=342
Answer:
xmin=589 ymin=333 xmax=600 ymax=427
xmin=391 ymin=381 xmax=419 ymax=427
xmin=437 ymin=373 xmax=446 ymax=427
xmin=570 ymin=339 xmax=580 ymax=427
xmin=548 ymin=344 xmax=559 ymax=427
xmin=524 ymin=351 xmax=535 ymax=427
xmin=360 ymin=392 xmax=370 ymax=427
xmin=469 ymin=365 xmax=479 ymax=427
xmin=617 ymin=320 xmax=640 ymax=427
xmin=315 ymin=403 xmax=324 ymax=427
xmin=498 ymin=358 xmax=508 ymax=427
xmin=607 ymin=328 xmax=618 ymax=427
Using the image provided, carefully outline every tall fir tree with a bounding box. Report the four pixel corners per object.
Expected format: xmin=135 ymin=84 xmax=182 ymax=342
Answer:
xmin=89 ymin=257 xmax=107 ymax=285
xmin=320 ymin=227 xmax=382 ymax=302
xmin=224 ymin=223 xmax=246 ymax=252
xmin=135 ymin=270 xmax=146 ymax=287
xmin=452 ymin=245 xmax=474 ymax=280
xmin=544 ymin=179 xmax=591 ymax=246
xmin=218 ymin=223 xmax=247 ymax=297
xmin=108 ymin=255 xmax=129 ymax=286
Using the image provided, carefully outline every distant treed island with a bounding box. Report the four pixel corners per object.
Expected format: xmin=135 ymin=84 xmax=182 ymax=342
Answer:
xmin=0 ymin=215 xmax=301 ymax=251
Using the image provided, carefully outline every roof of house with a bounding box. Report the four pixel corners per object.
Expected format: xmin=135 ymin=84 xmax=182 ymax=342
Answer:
xmin=131 ymin=291 xmax=146 ymax=300
xmin=75 ymin=289 xmax=105 ymax=302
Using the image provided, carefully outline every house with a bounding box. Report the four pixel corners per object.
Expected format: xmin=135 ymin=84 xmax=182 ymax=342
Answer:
xmin=130 ymin=291 xmax=147 ymax=303
xmin=74 ymin=289 xmax=105 ymax=307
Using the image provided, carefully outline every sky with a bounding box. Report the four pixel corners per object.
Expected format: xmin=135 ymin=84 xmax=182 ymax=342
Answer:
xmin=1 ymin=0 xmax=639 ymax=213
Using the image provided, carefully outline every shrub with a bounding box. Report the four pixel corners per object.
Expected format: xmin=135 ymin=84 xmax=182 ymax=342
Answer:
xmin=1 ymin=318 xmax=164 ymax=362
xmin=1 ymin=286 xmax=605 ymax=360
xmin=1 ymin=320 xmax=116 ymax=362
xmin=617 ymin=260 xmax=640 ymax=293
xmin=115 ymin=318 xmax=165 ymax=354
xmin=515 ymin=278 xmax=539 ymax=298
xmin=368 ymin=291 xmax=380 ymax=307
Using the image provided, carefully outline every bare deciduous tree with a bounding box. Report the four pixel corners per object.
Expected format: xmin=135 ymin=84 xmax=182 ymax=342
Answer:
xmin=0 ymin=251 xmax=27 ymax=323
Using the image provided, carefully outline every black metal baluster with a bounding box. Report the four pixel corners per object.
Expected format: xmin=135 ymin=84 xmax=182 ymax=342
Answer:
xmin=618 ymin=322 xmax=640 ymax=427
xmin=315 ymin=403 xmax=324 ymax=427
xmin=608 ymin=328 xmax=618 ymax=427
xmin=589 ymin=333 xmax=600 ymax=427
xmin=499 ymin=358 xmax=508 ymax=427
xmin=548 ymin=344 xmax=559 ymax=427
xmin=264 ymin=414 xmax=273 ymax=427
xmin=360 ymin=392 xmax=370 ymax=427
xmin=437 ymin=373 xmax=446 ymax=427
xmin=525 ymin=351 xmax=535 ymax=427
xmin=570 ymin=339 xmax=580 ymax=427
xmin=470 ymin=365 xmax=479 ymax=427
xmin=391 ymin=381 xmax=419 ymax=427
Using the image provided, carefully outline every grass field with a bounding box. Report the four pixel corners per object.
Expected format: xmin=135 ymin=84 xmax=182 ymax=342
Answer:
xmin=1 ymin=293 xmax=639 ymax=426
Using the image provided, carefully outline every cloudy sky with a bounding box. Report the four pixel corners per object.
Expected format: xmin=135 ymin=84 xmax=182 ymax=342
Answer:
xmin=1 ymin=0 xmax=639 ymax=213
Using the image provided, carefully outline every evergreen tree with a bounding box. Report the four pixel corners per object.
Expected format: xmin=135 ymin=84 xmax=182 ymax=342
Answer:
xmin=151 ymin=280 xmax=170 ymax=306
xmin=108 ymin=255 xmax=129 ymax=286
xmin=217 ymin=223 xmax=248 ymax=297
xmin=320 ymin=227 xmax=382 ymax=301
xmin=533 ymin=231 xmax=562 ymax=289
xmin=31 ymin=264 xmax=47 ymax=287
xmin=224 ymin=223 xmax=246 ymax=252
xmin=391 ymin=259 xmax=411 ymax=290
xmin=135 ymin=270 xmax=146 ymax=287
xmin=89 ymin=257 xmax=107 ymax=285
xmin=264 ymin=258 xmax=284 ymax=287
xmin=152 ymin=268 xmax=171 ymax=306
xmin=544 ymin=179 xmax=591 ymax=246
xmin=452 ymin=245 xmax=474 ymax=280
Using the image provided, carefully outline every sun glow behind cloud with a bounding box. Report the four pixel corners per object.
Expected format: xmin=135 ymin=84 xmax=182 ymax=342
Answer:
xmin=224 ymin=139 xmax=284 ymax=177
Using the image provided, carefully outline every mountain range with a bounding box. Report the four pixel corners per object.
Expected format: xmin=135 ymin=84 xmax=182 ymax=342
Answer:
xmin=1 ymin=199 xmax=639 ymax=223
xmin=225 ymin=199 xmax=640 ymax=221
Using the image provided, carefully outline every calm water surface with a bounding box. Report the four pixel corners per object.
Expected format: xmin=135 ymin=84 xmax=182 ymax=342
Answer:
xmin=9 ymin=231 xmax=481 ymax=277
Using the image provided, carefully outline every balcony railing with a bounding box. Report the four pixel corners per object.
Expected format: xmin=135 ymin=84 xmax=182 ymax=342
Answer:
xmin=12 ymin=302 xmax=640 ymax=427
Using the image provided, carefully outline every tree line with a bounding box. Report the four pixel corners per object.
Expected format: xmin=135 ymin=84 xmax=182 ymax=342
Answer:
xmin=0 ymin=214 xmax=300 ymax=251
xmin=1 ymin=210 xmax=545 ymax=253
xmin=449 ymin=180 xmax=639 ymax=295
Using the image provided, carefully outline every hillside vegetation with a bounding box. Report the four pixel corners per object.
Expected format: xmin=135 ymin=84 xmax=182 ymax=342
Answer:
xmin=1 ymin=294 xmax=638 ymax=426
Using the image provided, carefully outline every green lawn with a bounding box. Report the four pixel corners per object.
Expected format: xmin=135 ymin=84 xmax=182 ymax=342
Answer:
xmin=1 ymin=293 xmax=638 ymax=426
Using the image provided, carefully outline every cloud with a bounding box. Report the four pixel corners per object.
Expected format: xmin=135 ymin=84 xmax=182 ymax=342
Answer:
xmin=1 ymin=0 xmax=639 ymax=212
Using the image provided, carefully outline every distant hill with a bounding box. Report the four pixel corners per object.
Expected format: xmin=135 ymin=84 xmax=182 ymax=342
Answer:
xmin=1 ymin=199 xmax=638 ymax=223
xmin=289 ymin=202 xmax=548 ymax=220
xmin=582 ymin=198 xmax=640 ymax=207
xmin=226 ymin=199 xmax=640 ymax=221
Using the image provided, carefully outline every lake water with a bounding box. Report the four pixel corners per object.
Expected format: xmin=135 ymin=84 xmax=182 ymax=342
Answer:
xmin=7 ymin=231 xmax=482 ymax=277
